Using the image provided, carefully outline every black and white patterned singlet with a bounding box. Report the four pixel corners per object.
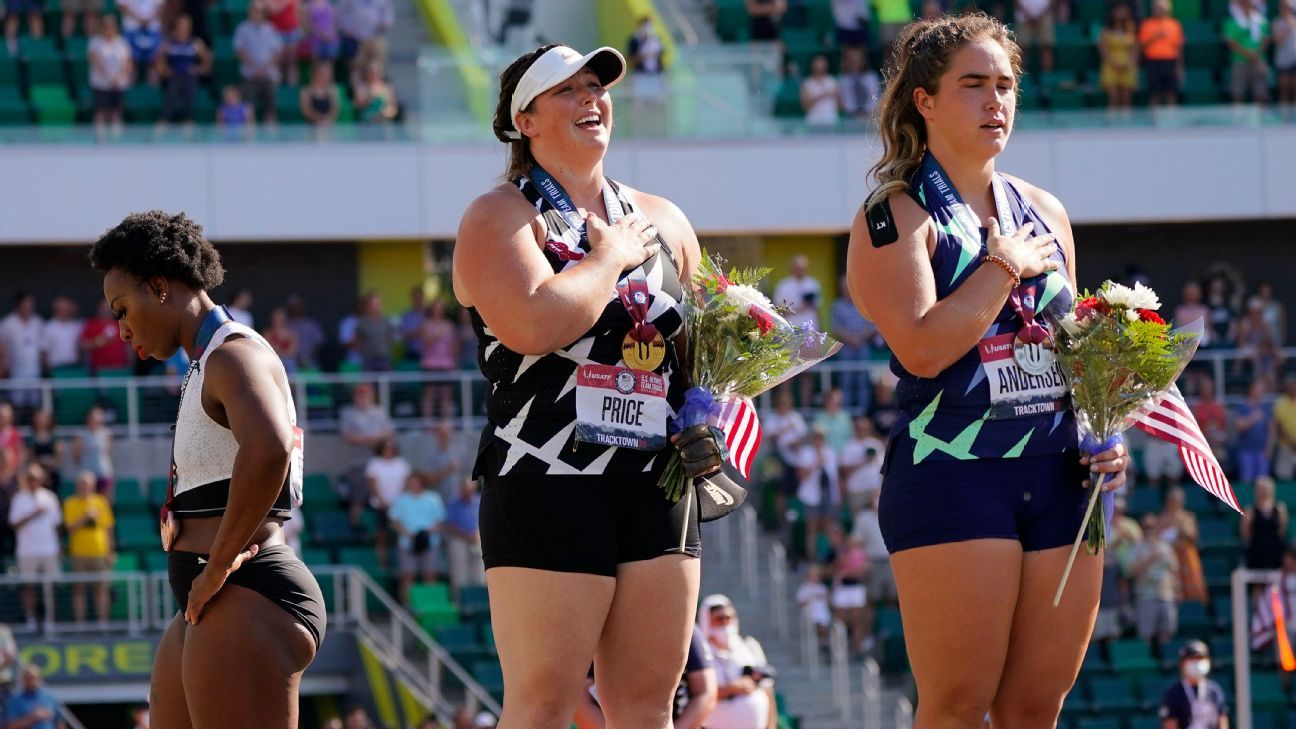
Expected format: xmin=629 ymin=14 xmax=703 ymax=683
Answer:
xmin=469 ymin=176 xmax=687 ymax=478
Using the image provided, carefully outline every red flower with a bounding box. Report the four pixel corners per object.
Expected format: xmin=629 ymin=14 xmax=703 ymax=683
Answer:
xmin=749 ymin=304 xmax=775 ymax=336
xmin=1137 ymin=309 xmax=1165 ymax=325
xmin=1075 ymin=296 xmax=1110 ymax=321
xmin=716 ymin=273 xmax=732 ymax=293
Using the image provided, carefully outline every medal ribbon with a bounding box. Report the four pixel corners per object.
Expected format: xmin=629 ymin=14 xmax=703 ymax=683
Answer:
xmin=529 ymin=164 xmax=624 ymax=250
xmin=1009 ymin=284 xmax=1048 ymax=345
xmin=615 ymin=273 xmax=659 ymax=352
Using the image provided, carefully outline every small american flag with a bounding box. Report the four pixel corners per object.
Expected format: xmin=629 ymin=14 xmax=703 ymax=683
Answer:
xmin=1132 ymin=384 xmax=1241 ymax=513
xmin=717 ymin=397 xmax=761 ymax=480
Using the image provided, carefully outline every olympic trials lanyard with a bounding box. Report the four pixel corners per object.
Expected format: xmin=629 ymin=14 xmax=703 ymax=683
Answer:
xmin=916 ymin=153 xmax=1055 ymax=376
xmin=161 ymin=305 xmax=232 ymax=551
xmin=529 ymin=164 xmax=624 ymax=250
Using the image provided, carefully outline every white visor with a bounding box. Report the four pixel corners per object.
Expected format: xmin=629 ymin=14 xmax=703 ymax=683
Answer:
xmin=504 ymin=45 xmax=627 ymax=140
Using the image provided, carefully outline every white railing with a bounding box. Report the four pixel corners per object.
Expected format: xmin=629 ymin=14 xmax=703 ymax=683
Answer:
xmin=896 ymin=696 xmax=915 ymax=729
xmin=861 ymin=658 xmax=883 ymax=728
xmin=1233 ymin=566 xmax=1281 ymax=729
xmin=739 ymin=507 xmax=759 ymax=602
xmin=0 ymin=346 xmax=1278 ymax=438
xmin=829 ymin=619 xmax=852 ymax=721
xmin=799 ymin=608 xmax=820 ymax=681
xmin=767 ymin=542 xmax=789 ymax=641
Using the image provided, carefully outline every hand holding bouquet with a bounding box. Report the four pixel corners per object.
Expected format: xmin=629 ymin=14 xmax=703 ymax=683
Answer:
xmin=658 ymin=253 xmax=841 ymax=512
xmin=1050 ymin=281 xmax=1202 ymax=605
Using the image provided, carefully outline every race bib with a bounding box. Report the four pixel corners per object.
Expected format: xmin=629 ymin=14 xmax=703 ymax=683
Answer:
xmin=574 ymin=364 xmax=668 ymax=451
xmin=978 ymin=332 xmax=1069 ymax=419
xmin=290 ymin=426 xmax=304 ymax=507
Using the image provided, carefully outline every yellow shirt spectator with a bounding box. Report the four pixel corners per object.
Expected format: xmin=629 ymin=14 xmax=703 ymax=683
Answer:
xmin=1275 ymin=393 xmax=1296 ymax=446
xmin=63 ymin=493 xmax=114 ymax=559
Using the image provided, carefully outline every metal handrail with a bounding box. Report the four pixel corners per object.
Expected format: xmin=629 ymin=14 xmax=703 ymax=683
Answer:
xmin=861 ymin=658 xmax=882 ymax=728
xmin=739 ymin=507 xmax=758 ymax=601
xmin=896 ymin=696 xmax=914 ymax=729
xmin=768 ymin=542 xmax=789 ymax=641
xmin=829 ymin=619 xmax=851 ymax=720
xmin=799 ymin=609 xmax=820 ymax=680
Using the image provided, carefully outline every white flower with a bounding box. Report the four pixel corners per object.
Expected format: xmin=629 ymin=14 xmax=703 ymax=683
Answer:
xmin=1125 ymin=309 xmax=1141 ymax=323
xmin=723 ymin=284 xmax=773 ymax=312
xmin=1101 ymin=281 xmax=1161 ymax=311
xmin=1058 ymin=312 xmax=1086 ymax=336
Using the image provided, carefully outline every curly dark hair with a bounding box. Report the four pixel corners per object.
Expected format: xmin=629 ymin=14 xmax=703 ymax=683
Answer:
xmin=89 ymin=210 xmax=225 ymax=290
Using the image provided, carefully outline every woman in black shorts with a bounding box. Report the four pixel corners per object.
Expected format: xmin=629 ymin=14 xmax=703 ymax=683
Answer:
xmin=453 ymin=44 xmax=705 ymax=728
xmin=90 ymin=211 xmax=323 ymax=728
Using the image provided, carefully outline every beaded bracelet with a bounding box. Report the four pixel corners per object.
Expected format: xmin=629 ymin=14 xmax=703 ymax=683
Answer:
xmin=981 ymin=254 xmax=1021 ymax=288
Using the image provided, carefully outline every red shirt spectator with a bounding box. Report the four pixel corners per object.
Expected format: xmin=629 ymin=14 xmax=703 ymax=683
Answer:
xmin=80 ymin=302 xmax=129 ymax=373
xmin=1192 ymin=377 xmax=1229 ymax=460
xmin=0 ymin=403 xmax=22 ymax=484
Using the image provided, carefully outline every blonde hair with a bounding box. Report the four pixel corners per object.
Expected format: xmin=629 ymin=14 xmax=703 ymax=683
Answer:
xmin=866 ymin=13 xmax=1022 ymax=211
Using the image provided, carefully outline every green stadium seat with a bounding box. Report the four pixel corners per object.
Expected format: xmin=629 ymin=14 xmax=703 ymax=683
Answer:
xmin=0 ymin=51 xmax=18 ymax=87
xmin=113 ymin=551 xmax=141 ymax=571
xmin=303 ymin=473 xmax=336 ymax=507
xmin=275 ymin=84 xmax=304 ymax=123
xmin=1198 ymin=517 xmax=1237 ymax=552
xmin=435 ymin=624 xmax=486 ymax=667
xmin=470 ymin=659 xmax=504 ymax=700
xmin=1110 ymin=639 xmax=1160 ymax=675
xmin=410 ymin=582 xmax=452 ymax=610
xmin=772 ymin=76 xmax=802 ymax=118
xmin=300 ymin=547 xmax=333 ymax=566
xmin=1183 ymin=21 xmax=1224 ymax=68
xmin=310 ymin=511 xmax=353 ymax=548
xmin=1081 ymin=642 xmax=1110 ymax=674
xmin=715 ymin=0 xmax=751 ymax=42
xmin=210 ymin=38 xmax=240 ymax=88
xmin=21 ymin=36 xmax=65 ymax=86
xmin=1251 ymin=671 xmax=1286 ymax=709
xmin=142 ymin=550 xmax=169 ymax=573
xmin=1088 ymin=675 xmax=1141 ymax=714
xmin=1076 ymin=718 xmax=1123 ymax=729
xmin=780 ymin=28 xmax=826 ymax=74
xmin=114 ymin=478 xmax=148 ymax=508
xmin=116 ymin=515 xmax=160 ymax=551
xmin=1177 ymin=601 xmax=1212 ymax=636
xmin=1173 ymin=0 xmax=1204 ymax=21
xmin=1252 ymin=711 xmax=1281 ymax=729
xmin=480 ymin=622 xmax=497 ymax=657
xmin=1060 ymin=684 xmax=1090 ymax=719
xmin=1211 ymin=596 xmax=1232 ymax=630
xmin=1201 ymin=555 xmax=1235 ymax=590
xmin=124 ymin=83 xmax=163 ymax=123
xmin=1126 ymin=487 xmax=1162 ymax=517
xmin=1054 ymin=23 xmax=1096 ymax=74
xmin=335 ymin=84 xmax=355 ymax=123
xmin=1208 ymin=636 xmax=1235 ymax=669
xmin=458 ymin=584 xmax=490 ymax=622
xmin=1072 ymin=0 xmax=1108 ymax=26
xmin=337 ymin=546 xmax=386 ymax=582
xmin=0 ymin=86 xmax=30 ymax=125
xmin=1180 ymin=68 xmax=1221 ymax=105
xmin=29 ymin=84 xmax=76 ymax=125
xmin=147 ymin=476 xmax=169 ymax=507
xmin=1127 ymin=715 xmax=1164 ymax=729
xmin=1017 ymin=75 xmax=1043 ymax=111
xmin=1137 ymin=675 xmax=1173 ymax=710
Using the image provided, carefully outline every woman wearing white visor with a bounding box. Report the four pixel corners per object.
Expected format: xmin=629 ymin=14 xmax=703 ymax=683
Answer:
xmin=453 ymin=44 xmax=705 ymax=728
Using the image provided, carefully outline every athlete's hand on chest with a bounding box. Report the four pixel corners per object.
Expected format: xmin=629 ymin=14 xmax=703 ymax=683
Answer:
xmin=584 ymin=211 xmax=659 ymax=271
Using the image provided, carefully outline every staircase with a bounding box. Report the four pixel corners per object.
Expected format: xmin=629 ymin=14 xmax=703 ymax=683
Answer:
xmin=387 ymin=0 xmax=431 ymax=112
xmin=699 ymin=509 xmax=910 ymax=729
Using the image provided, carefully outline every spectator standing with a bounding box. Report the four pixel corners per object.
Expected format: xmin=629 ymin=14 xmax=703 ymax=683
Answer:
xmin=1123 ymin=514 xmax=1179 ymax=650
xmin=813 ymin=388 xmax=852 ymax=453
xmin=1224 ymin=0 xmax=1271 ymax=105
xmin=767 ymin=387 xmax=806 ymax=525
xmin=1157 ymin=641 xmax=1228 ymax=729
xmin=9 ymin=464 xmax=61 ymax=631
xmin=0 ymin=403 xmax=21 ymax=492
xmin=455 ymin=306 xmax=476 ymax=370
xmin=389 ymin=473 xmax=445 ymax=605
xmin=40 ymin=297 xmax=82 ymax=372
xmin=1255 ymin=280 xmax=1286 ymax=345
xmin=3 ymin=0 xmax=44 ymax=55
xmin=155 ymin=15 xmax=211 ymax=127
xmin=340 ymin=383 xmax=394 ymax=526
xmin=419 ymin=420 xmax=464 ymax=500
xmin=227 ymin=289 xmax=255 ymax=328
xmin=829 ymin=273 xmax=876 ymax=409
xmin=1139 ymin=0 xmax=1184 ymax=107
xmin=354 ymin=62 xmax=398 ymax=122
xmin=443 ymin=479 xmax=484 ymax=592
xmin=263 ymin=307 xmax=299 ymax=372
xmin=303 ymin=0 xmax=340 ymax=63
xmin=801 ymin=53 xmax=841 ymax=127
xmin=840 ymin=415 xmax=884 ymax=514
xmin=797 ymin=424 xmax=841 ymax=561
xmin=353 ymin=290 xmax=394 ymax=370
xmin=235 ymin=3 xmax=284 ymax=125
xmin=1275 ymin=376 xmax=1296 ymax=479
xmin=831 ymin=0 xmax=871 ymax=46
xmin=1015 ymin=0 xmax=1057 ymax=72
xmin=838 ymin=45 xmax=881 ymax=119
xmin=796 ymin=565 xmax=832 ymax=648
xmin=1243 ymin=475 xmax=1288 ymax=569
xmin=1278 ymin=0 xmax=1296 ymax=114
xmin=852 ymin=489 xmax=896 ymax=605
xmin=1099 ymin=3 xmax=1139 ymax=114
xmin=745 ymin=0 xmax=785 ymax=41
xmin=285 ymin=295 xmax=324 ymax=368
xmin=627 ymin=14 xmax=666 ymax=100
xmin=773 ymin=255 xmax=822 ymax=316
xmin=81 ymin=301 xmax=129 ymax=373
xmin=1159 ymin=486 xmax=1207 ymax=604
xmin=63 ymin=470 xmax=115 ymax=626
xmin=1192 ymin=374 xmax=1230 ymax=465
xmin=5 ymin=666 xmax=64 ymax=729
xmin=88 ymin=17 xmax=132 ymax=140
xmin=118 ymin=0 xmax=164 ymax=81
xmin=1204 ymin=275 xmax=1237 ymax=347
xmin=71 ymin=405 xmax=114 ymax=497
xmin=0 ymin=293 xmax=44 ymax=408
xmin=217 ymin=85 xmax=256 ymax=135
xmin=60 ymin=0 xmax=101 ymax=40
xmin=25 ymin=409 xmax=60 ymax=492
xmin=1233 ymin=377 xmax=1275 ymax=483
xmin=300 ymin=63 xmax=341 ymax=129
xmin=399 ymin=286 xmax=427 ymax=363
xmin=866 ymin=375 xmax=903 ymax=437
xmin=264 ymin=0 xmax=301 ymax=86
xmin=1174 ymin=281 xmax=1209 ymax=345
xmin=831 ymin=534 xmax=871 ymax=657
xmin=365 ymin=436 xmax=411 ymax=568
xmin=337 ymin=0 xmax=392 ymax=87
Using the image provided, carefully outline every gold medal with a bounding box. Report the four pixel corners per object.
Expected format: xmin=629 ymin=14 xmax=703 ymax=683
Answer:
xmin=622 ymin=330 xmax=667 ymax=371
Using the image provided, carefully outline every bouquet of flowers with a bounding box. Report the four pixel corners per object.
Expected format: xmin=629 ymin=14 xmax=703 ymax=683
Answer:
xmin=1050 ymin=281 xmax=1203 ymax=604
xmin=657 ymin=253 xmax=841 ymax=506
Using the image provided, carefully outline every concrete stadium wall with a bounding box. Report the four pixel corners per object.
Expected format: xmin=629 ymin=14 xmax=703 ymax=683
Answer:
xmin=3 ymin=124 xmax=1295 ymax=244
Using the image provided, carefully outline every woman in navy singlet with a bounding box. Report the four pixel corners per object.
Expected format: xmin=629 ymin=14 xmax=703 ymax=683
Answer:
xmin=91 ymin=211 xmax=322 ymax=728
xmin=452 ymin=44 xmax=706 ymax=729
xmin=845 ymin=14 xmax=1131 ymax=728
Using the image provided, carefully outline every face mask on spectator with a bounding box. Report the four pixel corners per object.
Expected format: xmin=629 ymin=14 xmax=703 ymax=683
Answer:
xmin=1185 ymin=659 xmax=1211 ymax=679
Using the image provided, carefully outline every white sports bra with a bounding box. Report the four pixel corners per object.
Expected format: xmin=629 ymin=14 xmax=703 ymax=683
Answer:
xmin=169 ymin=315 xmax=303 ymax=519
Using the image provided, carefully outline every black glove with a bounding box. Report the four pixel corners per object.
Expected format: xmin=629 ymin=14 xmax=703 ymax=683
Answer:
xmin=675 ymin=424 xmax=725 ymax=479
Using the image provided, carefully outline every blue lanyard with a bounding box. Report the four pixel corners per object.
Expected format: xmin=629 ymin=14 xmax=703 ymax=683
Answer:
xmin=192 ymin=305 xmax=232 ymax=360
xmin=529 ymin=165 xmax=624 ymax=249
